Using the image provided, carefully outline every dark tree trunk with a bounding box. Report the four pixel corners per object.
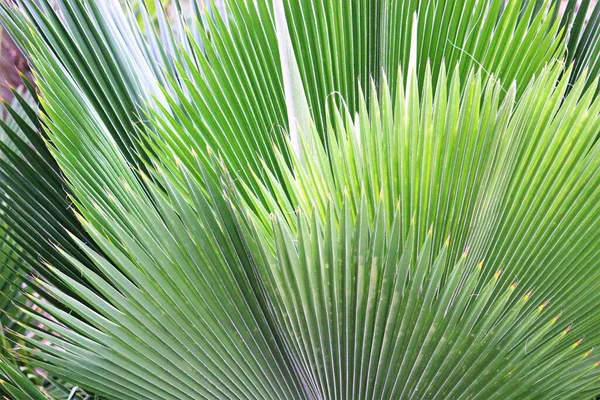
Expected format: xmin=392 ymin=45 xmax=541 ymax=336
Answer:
xmin=0 ymin=29 xmax=32 ymax=105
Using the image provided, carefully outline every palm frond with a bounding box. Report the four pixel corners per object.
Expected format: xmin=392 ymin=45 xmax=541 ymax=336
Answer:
xmin=11 ymin=55 xmax=600 ymax=400
xmin=561 ymin=0 xmax=600 ymax=91
xmin=0 ymin=0 xmax=600 ymax=399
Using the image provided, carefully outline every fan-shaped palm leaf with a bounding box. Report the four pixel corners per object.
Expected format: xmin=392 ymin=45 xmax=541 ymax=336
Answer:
xmin=0 ymin=0 xmax=600 ymax=399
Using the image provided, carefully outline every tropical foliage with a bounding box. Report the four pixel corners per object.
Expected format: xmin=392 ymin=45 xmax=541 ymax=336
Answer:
xmin=0 ymin=0 xmax=600 ymax=398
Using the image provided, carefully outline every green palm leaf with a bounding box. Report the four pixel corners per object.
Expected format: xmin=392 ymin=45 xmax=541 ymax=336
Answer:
xmin=0 ymin=0 xmax=600 ymax=399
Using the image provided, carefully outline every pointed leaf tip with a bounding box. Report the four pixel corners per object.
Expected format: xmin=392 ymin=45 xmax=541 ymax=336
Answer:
xmin=552 ymin=312 xmax=562 ymax=324
xmin=462 ymin=246 xmax=470 ymax=258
